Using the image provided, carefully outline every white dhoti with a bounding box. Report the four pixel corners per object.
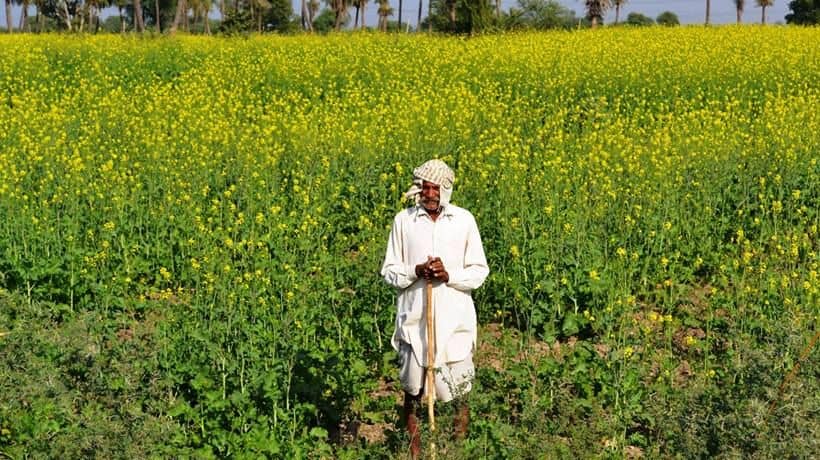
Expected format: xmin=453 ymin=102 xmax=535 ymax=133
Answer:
xmin=399 ymin=341 xmax=474 ymax=402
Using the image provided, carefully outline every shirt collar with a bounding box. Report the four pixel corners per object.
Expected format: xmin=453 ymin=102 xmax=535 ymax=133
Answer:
xmin=414 ymin=204 xmax=454 ymax=222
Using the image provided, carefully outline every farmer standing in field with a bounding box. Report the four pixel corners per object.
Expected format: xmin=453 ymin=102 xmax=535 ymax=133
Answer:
xmin=381 ymin=159 xmax=489 ymax=458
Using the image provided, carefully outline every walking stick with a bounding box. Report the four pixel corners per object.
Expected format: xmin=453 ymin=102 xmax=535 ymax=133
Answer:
xmin=426 ymin=278 xmax=436 ymax=459
xmin=768 ymin=328 xmax=820 ymax=415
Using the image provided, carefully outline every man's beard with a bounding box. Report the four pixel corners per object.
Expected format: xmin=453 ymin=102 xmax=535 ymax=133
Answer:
xmin=422 ymin=199 xmax=441 ymax=212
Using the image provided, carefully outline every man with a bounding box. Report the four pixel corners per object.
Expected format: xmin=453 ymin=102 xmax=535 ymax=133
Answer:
xmin=381 ymin=159 xmax=489 ymax=458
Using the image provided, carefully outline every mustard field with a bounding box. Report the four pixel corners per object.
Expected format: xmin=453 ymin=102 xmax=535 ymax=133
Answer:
xmin=1 ymin=28 xmax=819 ymax=458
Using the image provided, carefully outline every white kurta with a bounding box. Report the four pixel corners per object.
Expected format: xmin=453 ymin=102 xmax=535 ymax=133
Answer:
xmin=381 ymin=204 xmax=489 ymax=367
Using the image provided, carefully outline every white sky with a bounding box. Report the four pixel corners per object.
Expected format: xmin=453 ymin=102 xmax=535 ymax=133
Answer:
xmin=0 ymin=0 xmax=792 ymax=30
xmin=373 ymin=0 xmax=791 ymax=28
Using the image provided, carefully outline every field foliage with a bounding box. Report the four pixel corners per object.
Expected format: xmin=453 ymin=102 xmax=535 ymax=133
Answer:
xmin=1 ymin=28 xmax=819 ymax=458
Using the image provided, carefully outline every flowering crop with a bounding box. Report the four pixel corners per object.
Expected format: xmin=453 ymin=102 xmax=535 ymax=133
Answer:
xmin=0 ymin=28 xmax=818 ymax=456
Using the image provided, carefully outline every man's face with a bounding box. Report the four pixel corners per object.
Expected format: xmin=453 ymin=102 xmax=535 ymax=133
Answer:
xmin=421 ymin=181 xmax=441 ymax=212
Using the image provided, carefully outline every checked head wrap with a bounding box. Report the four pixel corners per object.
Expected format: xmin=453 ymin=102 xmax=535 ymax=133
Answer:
xmin=404 ymin=159 xmax=455 ymax=208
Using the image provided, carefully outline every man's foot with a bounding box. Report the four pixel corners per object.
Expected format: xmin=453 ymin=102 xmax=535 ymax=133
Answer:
xmin=403 ymin=392 xmax=422 ymax=459
xmin=453 ymin=403 xmax=469 ymax=440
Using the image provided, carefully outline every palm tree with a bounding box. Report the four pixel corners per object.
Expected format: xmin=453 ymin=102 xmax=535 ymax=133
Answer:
xmin=189 ymin=0 xmax=199 ymax=26
xmin=86 ymin=0 xmax=109 ymax=32
xmin=333 ymin=0 xmax=350 ymax=30
xmin=377 ymin=0 xmax=391 ymax=30
xmin=756 ymin=0 xmax=773 ymax=24
xmin=354 ymin=0 xmax=367 ymax=30
xmin=612 ymin=0 xmax=626 ymax=24
xmin=4 ymin=0 xmax=13 ymax=32
xmin=190 ymin=0 xmax=212 ymax=33
xmin=56 ymin=0 xmax=72 ymax=30
xmin=734 ymin=0 xmax=744 ymax=23
xmin=705 ymin=0 xmax=710 ymax=24
xmin=134 ymin=0 xmax=146 ymax=31
xmin=86 ymin=0 xmax=96 ymax=31
xmin=155 ymin=0 xmax=161 ymax=31
xmin=31 ymin=0 xmax=44 ymax=31
xmin=308 ymin=0 xmax=319 ymax=27
xmin=116 ymin=0 xmax=128 ymax=31
xmin=16 ymin=0 xmax=31 ymax=31
xmin=170 ymin=0 xmax=187 ymax=32
xmin=249 ymin=0 xmax=271 ymax=32
xmin=352 ymin=0 xmax=364 ymax=30
xmin=585 ymin=0 xmax=611 ymax=28
xmin=445 ymin=0 xmax=456 ymax=30
xmin=33 ymin=0 xmax=45 ymax=31
xmin=301 ymin=0 xmax=310 ymax=29
xmin=78 ymin=0 xmax=86 ymax=31
xmin=203 ymin=0 xmax=213 ymax=33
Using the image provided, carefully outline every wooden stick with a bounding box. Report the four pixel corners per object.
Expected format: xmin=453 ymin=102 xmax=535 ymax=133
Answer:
xmin=426 ymin=278 xmax=436 ymax=458
xmin=768 ymin=328 xmax=820 ymax=415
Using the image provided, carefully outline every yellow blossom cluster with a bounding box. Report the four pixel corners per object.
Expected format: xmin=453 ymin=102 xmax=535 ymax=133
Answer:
xmin=0 ymin=33 xmax=817 ymax=434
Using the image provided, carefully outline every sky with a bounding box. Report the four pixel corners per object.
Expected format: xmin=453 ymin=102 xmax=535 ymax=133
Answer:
xmin=365 ymin=0 xmax=792 ymax=28
xmin=0 ymin=0 xmax=793 ymax=31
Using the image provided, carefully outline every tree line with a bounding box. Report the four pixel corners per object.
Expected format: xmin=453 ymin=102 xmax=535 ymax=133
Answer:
xmin=1 ymin=0 xmax=818 ymax=34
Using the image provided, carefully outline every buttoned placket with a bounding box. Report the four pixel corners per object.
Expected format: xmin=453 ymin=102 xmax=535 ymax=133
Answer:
xmin=430 ymin=212 xmax=438 ymax=367
xmin=420 ymin=208 xmax=443 ymax=367
xmin=425 ymin=209 xmax=454 ymax=365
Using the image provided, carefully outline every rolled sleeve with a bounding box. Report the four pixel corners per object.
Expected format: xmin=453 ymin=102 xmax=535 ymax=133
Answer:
xmin=381 ymin=217 xmax=418 ymax=289
xmin=446 ymin=218 xmax=489 ymax=292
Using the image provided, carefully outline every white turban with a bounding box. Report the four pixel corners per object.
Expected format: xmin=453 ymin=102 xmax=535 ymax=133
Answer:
xmin=404 ymin=159 xmax=455 ymax=208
